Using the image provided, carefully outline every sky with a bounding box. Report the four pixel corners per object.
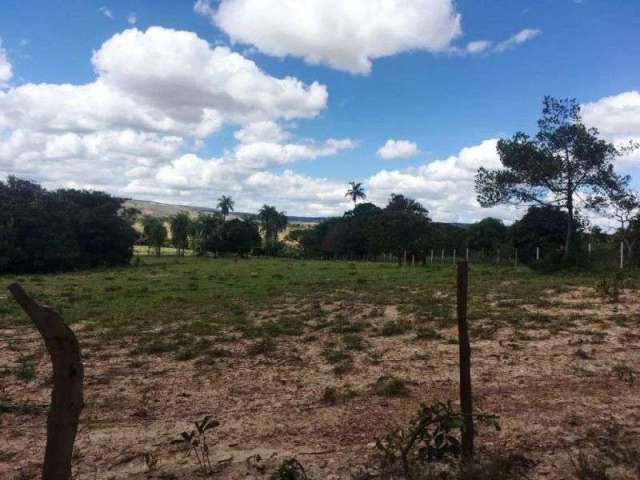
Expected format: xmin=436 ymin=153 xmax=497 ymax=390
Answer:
xmin=0 ymin=0 xmax=639 ymax=225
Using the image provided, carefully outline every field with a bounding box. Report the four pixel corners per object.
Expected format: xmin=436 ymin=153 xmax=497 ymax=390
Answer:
xmin=1 ymin=257 xmax=640 ymax=479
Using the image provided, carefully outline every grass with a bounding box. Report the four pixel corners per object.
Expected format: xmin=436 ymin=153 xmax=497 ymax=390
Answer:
xmin=1 ymin=256 xmax=634 ymax=361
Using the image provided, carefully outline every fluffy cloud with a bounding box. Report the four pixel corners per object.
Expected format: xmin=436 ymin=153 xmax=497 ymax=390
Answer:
xmin=368 ymin=139 xmax=521 ymax=222
xmin=0 ymin=26 xmax=348 ymax=212
xmin=0 ymin=27 xmax=327 ymax=140
xmin=196 ymin=0 xmax=461 ymax=74
xmin=0 ymin=39 xmax=12 ymax=85
xmin=582 ymin=91 xmax=640 ymax=165
xmin=377 ymin=139 xmax=420 ymax=160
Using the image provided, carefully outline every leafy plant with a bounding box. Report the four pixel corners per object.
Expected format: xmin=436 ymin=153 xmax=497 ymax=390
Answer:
xmin=270 ymin=458 xmax=308 ymax=480
xmin=375 ymin=401 xmax=499 ymax=480
xmin=175 ymin=416 xmax=220 ymax=476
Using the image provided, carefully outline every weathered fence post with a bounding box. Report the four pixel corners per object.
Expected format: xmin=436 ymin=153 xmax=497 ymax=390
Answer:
xmin=456 ymin=262 xmax=474 ymax=462
xmin=588 ymin=242 xmax=592 ymax=257
xmin=8 ymin=283 xmax=84 ymax=480
xmin=452 ymin=249 xmax=456 ymax=265
xmin=411 ymin=255 xmax=415 ymax=267
xmin=441 ymin=249 xmax=445 ymax=264
xmin=620 ymin=241 xmax=624 ymax=270
xmin=536 ymin=247 xmax=540 ymax=262
xmin=430 ymin=249 xmax=434 ymax=265
xmin=465 ymin=248 xmax=469 ymax=262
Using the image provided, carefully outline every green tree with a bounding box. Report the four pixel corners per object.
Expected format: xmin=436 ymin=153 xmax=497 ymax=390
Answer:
xmin=0 ymin=176 xmax=136 ymax=272
xmin=345 ymin=181 xmax=366 ymax=206
xmin=169 ymin=212 xmax=191 ymax=256
xmin=467 ymin=218 xmax=508 ymax=255
xmin=217 ymin=195 xmax=234 ymax=220
xmin=219 ymin=218 xmax=261 ymax=256
xmin=258 ymin=204 xmax=288 ymax=244
xmin=510 ymin=205 xmax=584 ymax=265
xmin=475 ymin=96 xmax=630 ymax=263
xmin=189 ymin=213 xmax=224 ymax=256
xmin=144 ymin=217 xmax=167 ymax=256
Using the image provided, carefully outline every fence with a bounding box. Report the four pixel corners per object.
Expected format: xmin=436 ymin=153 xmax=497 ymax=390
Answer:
xmin=310 ymin=241 xmax=634 ymax=270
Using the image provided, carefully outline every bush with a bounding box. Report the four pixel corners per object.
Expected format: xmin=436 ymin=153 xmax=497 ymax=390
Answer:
xmin=0 ymin=177 xmax=136 ymax=273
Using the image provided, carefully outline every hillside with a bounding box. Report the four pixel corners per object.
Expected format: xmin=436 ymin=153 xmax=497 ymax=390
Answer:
xmin=124 ymin=199 xmax=327 ymax=225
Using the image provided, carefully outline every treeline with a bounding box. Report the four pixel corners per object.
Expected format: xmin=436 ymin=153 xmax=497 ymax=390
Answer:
xmin=293 ymin=196 xmax=629 ymax=270
xmin=138 ymin=204 xmax=287 ymax=257
xmin=0 ymin=177 xmax=136 ymax=273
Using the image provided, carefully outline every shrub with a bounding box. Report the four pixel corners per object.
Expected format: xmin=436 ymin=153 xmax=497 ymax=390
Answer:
xmin=0 ymin=177 xmax=136 ymax=273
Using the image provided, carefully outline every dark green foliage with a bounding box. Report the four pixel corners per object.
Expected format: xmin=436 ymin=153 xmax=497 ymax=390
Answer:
xmin=142 ymin=216 xmax=168 ymax=256
xmin=188 ymin=214 xmax=260 ymax=256
xmin=475 ymin=96 xmax=630 ymax=264
xmin=175 ymin=416 xmax=219 ymax=475
xmin=0 ymin=176 xmax=136 ymax=273
xmin=169 ymin=212 xmax=191 ymax=256
xmin=259 ymin=204 xmax=288 ymax=243
xmin=376 ymin=401 xmax=500 ymax=480
xmin=270 ymin=458 xmax=308 ymax=480
xmin=511 ymin=205 xmax=586 ymax=267
xmin=219 ymin=219 xmax=261 ymax=256
xmin=467 ymin=218 xmax=507 ymax=254
xmin=374 ymin=375 xmax=410 ymax=397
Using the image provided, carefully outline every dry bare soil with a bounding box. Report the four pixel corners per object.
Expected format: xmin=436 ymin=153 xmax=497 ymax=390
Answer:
xmin=1 ymin=258 xmax=639 ymax=479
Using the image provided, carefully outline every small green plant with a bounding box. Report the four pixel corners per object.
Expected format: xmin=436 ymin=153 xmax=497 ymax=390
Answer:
xmin=144 ymin=451 xmax=158 ymax=472
xmin=175 ymin=416 xmax=219 ymax=476
xmin=596 ymin=272 xmax=623 ymax=303
xmin=381 ymin=320 xmax=410 ymax=336
xmin=375 ymin=401 xmax=500 ymax=480
xmin=270 ymin=458 xmax=308 ymax=480
xmin=15 ymin=354 xmax=36 ymax=382
xmin=247 ymin=338 xmax=276 ymax=356
xmin=322 ymin=386 xmax=338 ymax=404
xmin=612 ymin=363 xmax=635 ymax=385
xmin=415 ymin=327 xmax=442 ymax=341
xmin=374 ymin=375 xmax=410 ymax=397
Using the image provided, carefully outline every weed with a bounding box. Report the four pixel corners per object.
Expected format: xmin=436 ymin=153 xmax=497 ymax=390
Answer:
xmin=374 ymin=375 xmax=410 ymax=397
xmin=414 ymin=327 xmax=442 ymax=341
xmin=612 ymin=363 xmax=635 ymax=385
xmin=322 ymin=386 xmax=339 ymax=404
xmin=381 ymin=321 xmax=410 ymax=336
xmin=375 ymin=401 xmax=500 ymax=480
xmin=175 ymin=416 xmax=219 ymax=476
xmin=270 ymin=458 xmax=308 ymax=480
xmin=247 ymin=338 xmax=276 ymax=356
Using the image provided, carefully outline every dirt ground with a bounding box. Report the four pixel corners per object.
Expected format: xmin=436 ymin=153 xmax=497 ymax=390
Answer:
xmin=1 ymin=287 xmax=640 ymax=479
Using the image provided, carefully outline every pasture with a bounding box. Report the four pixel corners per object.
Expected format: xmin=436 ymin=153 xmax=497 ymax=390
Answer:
xmin=1 ymin=257 xmax=639 ymax=479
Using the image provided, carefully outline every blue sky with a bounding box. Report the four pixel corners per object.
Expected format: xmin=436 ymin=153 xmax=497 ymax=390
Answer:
xmin=0 ymin=0 xmax=639 ymax=222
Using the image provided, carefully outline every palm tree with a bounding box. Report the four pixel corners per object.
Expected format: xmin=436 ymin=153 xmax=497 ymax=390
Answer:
xmin=217 ymin=195 xmax=235 ymax=221
xmin=258 ymin=204 xmax=288 ymax=243
xmin=345 ymin=181 xmax=366 ymax=206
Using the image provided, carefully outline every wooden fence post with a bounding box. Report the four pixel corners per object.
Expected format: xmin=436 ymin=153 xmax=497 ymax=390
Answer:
xmin=456 ymin=262 xmax=474 ymax=462
xmin=452 ymin=249 xmax=456 ymax=264
xmin=620 ymin=241 xmax=624 ymax=270
xmin=430 ymin=249 xmax=434 ymax=265
xmin=8 ymin=283 xmax=84 ymax=480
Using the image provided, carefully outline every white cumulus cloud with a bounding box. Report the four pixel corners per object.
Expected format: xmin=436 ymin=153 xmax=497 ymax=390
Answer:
xmin=582 ymin=91 xmax=640 ymax=166
xmin=195 ymin=0 xmax=462 ymax=74
xmin=377 ymin=139 xmax=420 ymax=160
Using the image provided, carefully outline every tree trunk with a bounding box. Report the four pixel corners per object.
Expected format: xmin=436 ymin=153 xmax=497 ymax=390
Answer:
xmin=7 ymin=283 xmax=84 ymax=480
xmin=563 ymin=193 xmax=574 ymax=263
